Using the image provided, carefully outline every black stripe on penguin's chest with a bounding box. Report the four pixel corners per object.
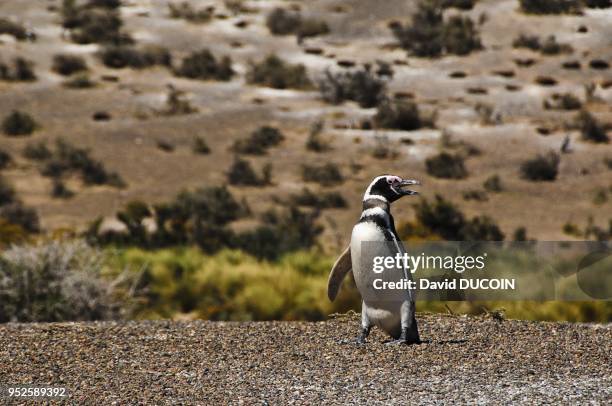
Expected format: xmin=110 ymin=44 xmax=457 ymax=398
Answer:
xmin=358 ymin=215 xmax=398 ymax=241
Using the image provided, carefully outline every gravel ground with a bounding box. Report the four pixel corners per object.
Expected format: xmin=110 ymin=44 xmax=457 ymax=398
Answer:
xmin=0 ymin=314 xmax=610 ymax=404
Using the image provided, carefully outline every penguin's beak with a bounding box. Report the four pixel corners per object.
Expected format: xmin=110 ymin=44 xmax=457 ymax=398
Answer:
xmin=398 ymin=179 xmax=420 ymax=196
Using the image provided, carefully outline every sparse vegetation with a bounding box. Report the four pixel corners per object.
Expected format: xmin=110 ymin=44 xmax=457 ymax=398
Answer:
xmin=227 ymin=157 xmax=271 ymax=186
xmin=52 ymin=54 xmax=88 ymax=76
xmin=266 ymin=8 xmax=329 ymax=39
xmin=0 ymin=176 xmax=16 ymax=206
xmin=0 ymin=58 xmax=37 ymax=82
xmin=63 ymin=73 xmax=96 ymax=89
xmin=513 ymin=35 xmax=572 ymax=55
xmin=99 ymin=45 xmax=171 ymax=69
xmin=319 ymin=65 xmax=387 ymax=108
xmin=520 ymin=151 xmax=560 ymax=181
xmin=23 ymin=141 xmax=52 ymax=161
xmin=374 ymin=100 xmax=431 ymax=130
xmin=156 ymin=140 xmax=174 ymax=153
xmin=463 ymin=189 xmax=488 ymax=201
xmin=0 ymin=18 xmax=28 ymax=40
xmin=61 ymin=0 xmax=132 ymax=45
xmin=0 ymin=149 xmax=12 ymax=170
xmin=576 ymin=110 xmax=609 ymax=143
xmin=247 ymin=55 xmax=311 ymax=89
xmin=483 ymin=174 xmax=503 ymax=192
xmin=305 ymin=121 xmax=329 ymax=152
xmin=168 ymin=2 xmax=212 ymax=23
xmin=543 ymin=93 xmax=582 ymax=110
xmin=302 ymin=163 xmax=343 ymax=187
xmin=192 ymin=136 xmax=211 ymax=155
xmin=2 ymin=111 xmax=38 ymax=137
xmin=289 ymin=188 xmax=347 ymax=209
xmin=175 ymin=49 xmax=234 ymax=81
xmin=51 ymin=178 xmax=74 ymax=199
xmin=426 ymin=152 xmax=468 ymax=179
xmin=232 ymin=126 xmax=285 ymax=155
xmin=519 ymin=0 xmax=581 ymax=14
xmin=390 ymin=1 xmax=482 ymax=57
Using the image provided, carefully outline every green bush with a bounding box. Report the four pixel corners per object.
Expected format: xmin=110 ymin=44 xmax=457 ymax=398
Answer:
xmin=62 ymin=1 xmax=132 ymax=45
xmin=540 ymin=36 xmax=573 ymax=55
xmin=519 ymin=0 xmax=581 ymax=14
xmin=543 ymin=93 xmax=582 ymax=110
xmin=0 ymin=176 xmax=16 ymax=206
xmin=232 ymin=126 xmax=285 ymax=155
xmin=374 ymin=100 xmax=426 ymax=130
xmin=585 ymin=0 xmax=611 ymax=7
xmin=99 ymin=45 xmax=172 ymax=69
xmin=319 ymin=65 xmax=387 ymax=108
xmin=520 ymin=151 xmax=560 ymax=181
xmin=483 ymin=174 xmax=503 ymax=192
xmin=412 ymin=195 xmax=504 ymax=240
xmin=512 ymin=34 xmax=541 ymax=50
xmin=0 ymin=202 xmax=40 ymax=233
xmin=0 ymin=149 xmax=11 ymax=170
xmin=227 ymin=157 xmax=271 ymax=186
xmin=2 ymin=110 xmax=38 ymax=137
xmin=289 ymin=188 xmax=347 ymax=209
xmin=442 ymin=0 xmax=477 ymax=9
xmin=0 ymin=18 xmax=27 ymax=40
xmin=425 ymin=152 xmax=468 ymax=179
xmin=63 ymin=73 xmax=96 ymax=89
xmin=576 ymin=110 xmax=609 ymax=143
xmin=175 ymin=49 xmax=234 ymax=81
xmin=51 ymin=179 xmax=74 ymax=199
xmin=391 ymin=0 xmax=481 ymax=57
xmin=247 ymin=55 xmax=311 ymax=89
xmin=0 ymin=58 xmax=36 ymax=81
xmin=302 ymin=163 xmax=344 ymax=186
xmin=23 ymin=141 xmax=52 ymax=161
xmin=266 ymin=8 xmax=329 ymax=38
xmin=168 ymin=2 xmax=212 ymax=23
xmin=192 ymin=136 xmax=210 ymax=154
xmin=442 ymin=15 xmax=483 ymax=56
xmin=0 ymin=240 xmax=124 ymax=322
xmin=52 ymin=54 xmax=88 ymax=76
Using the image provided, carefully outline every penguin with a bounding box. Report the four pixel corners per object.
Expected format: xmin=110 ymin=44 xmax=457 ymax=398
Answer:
xmin=328 ymin=175 xmax=421 ymax=344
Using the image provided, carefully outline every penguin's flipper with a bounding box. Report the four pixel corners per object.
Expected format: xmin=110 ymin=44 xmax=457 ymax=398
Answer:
xmin=328 ymin=246 xmax=352 ymax=301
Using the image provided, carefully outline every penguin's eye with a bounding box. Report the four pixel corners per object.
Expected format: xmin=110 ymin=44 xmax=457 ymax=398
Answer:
xmin=387 ymin=178 xmax=393 ymax=184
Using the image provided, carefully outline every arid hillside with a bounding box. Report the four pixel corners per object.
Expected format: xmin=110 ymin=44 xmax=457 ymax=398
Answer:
xmin=1 ymin=0 xmax=611 ymax=249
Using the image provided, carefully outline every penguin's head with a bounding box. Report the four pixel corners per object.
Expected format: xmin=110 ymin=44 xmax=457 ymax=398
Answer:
xmin=364 ymin=175 xmax=420 ymax=203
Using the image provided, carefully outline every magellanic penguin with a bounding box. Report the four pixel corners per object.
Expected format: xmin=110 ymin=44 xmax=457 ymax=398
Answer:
xmin=328 ymin=175 xmax=421 ymax=344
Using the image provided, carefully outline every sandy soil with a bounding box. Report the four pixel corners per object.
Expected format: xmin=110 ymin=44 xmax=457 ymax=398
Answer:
xmin=0 ymin=314 xmax=610 ymax=404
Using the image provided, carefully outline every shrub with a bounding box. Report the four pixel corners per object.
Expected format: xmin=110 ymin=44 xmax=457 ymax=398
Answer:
xmin=0 ymin=149 xmax=11 ymax=170
xmin=0 ymin=202 xmax=40 ymax=233
xmin=302 ymin=163 xmax=343 ymax=186
xmin=425 ymin=152 xmax=468 ymax=179
xmin=305 ymin=121 xmax=329 ymax=152
xmin=0 ymin=240 xmax=124 ymax=322
xmin=51 ymin=179 xmax=74 ymax=199
xmin=319 ymin=65 xmax=386 ymax=108
xmin=520 ymin=151 xmax=560 ymax=181
xmin=442 ymin=0 xmax=477 ymax=10
xmin=576 ymin=110 xmax=609 ymax=143
xmin=156 ymin=140 xmax=174 ymax=153
xmin=52 ymin=54 xmax=88 ymax=75
xmin=62 ymin=3 xmax=132 ymax=45
xmin=513 ymin=34 xmax=541 ymax=50
xmin=0 ymin=18 xmax=27 ymax=40
xmin=374 ymin=100 xmax=425 ymax=130
xmin=289 ymin=188 xmax=347 ymax=209
xmin=266 ymin=8 xmax=329 ymax=38
xmin=23 ymin=141 xmax=52 ymax=161
xmin=247 ymin=55 xmax=311 ymax=89
xmin=442 ymin=15 xmax=482 ymax=55
xmin=227 ymin=157 xmax=270 ymax=186
xmin=585 ymin=0 xmax=611 ymax=7
xmin=391 ymin=1 xmax=481 ymax=57
xmin=412 ymin=195 xmax=503 ymax=240
xmin=2 ymin=110 xmax=38 ymax=136
xmin=175 ymin=49 xmax=234 ymax=81
xmin=543 ymin=93 xmax=582 ymax=110
xmin=159 ymin=86 xmax=197 ymax=116
xmin=540 ymin=36 xmax=573 ymax=55
xmin=0 ymin=176 xmax=16 ymax=206
xmin=0 ymin=58 xmax=37 ymax=82
xmin=483 ymin=174 xmax=503 ymax=192
xmin=604 ymin=157 xmax=612 ymax=170
xmin=462 ymin=189 xmax=488 ymax=201
xmin=232 ymin=126 xmax=285 ymax=155
xmin=192 ymin=136 xmax=210 ymax=154
xmin=63 ymin=73 xmax=96 ymax=89
xmin=99 ymin=45 xmax=172 ymax=69
xmin=519 ymin=0 xmax=582 ymax=14
xmin=168 ymin=2 xmax=212 ymax=23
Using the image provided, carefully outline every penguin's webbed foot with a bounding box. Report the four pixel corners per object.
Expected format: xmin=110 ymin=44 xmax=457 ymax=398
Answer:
xmin=385 ymin=327 xmax=421 ymax=345
xmin=356 ymin=326 xmax=371 ymax=345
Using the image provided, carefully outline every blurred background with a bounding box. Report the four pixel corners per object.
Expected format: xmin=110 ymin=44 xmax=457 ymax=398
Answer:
xmin=0 ymin=0 xmax=610 ymax=323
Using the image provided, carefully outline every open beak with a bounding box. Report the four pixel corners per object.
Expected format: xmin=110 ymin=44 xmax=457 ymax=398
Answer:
xmin=398 ymin=179 xmax=420 ymax=195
